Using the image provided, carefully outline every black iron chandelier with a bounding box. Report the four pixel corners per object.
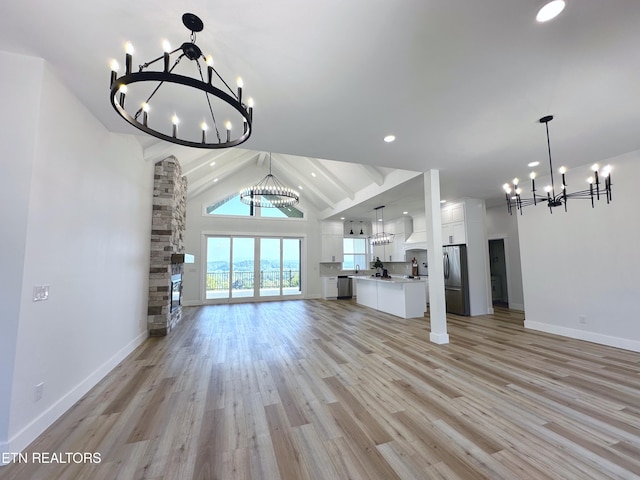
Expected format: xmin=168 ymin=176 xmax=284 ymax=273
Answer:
xmin=369 ymin=206 xmax=394 ymax=245
xmin=109 ymin=13 xmax=253 ymax=149
xmin=503 ymin=115 xmax=612 ymax=214
xmin=239 ymin=153 xmax=300 ymax=208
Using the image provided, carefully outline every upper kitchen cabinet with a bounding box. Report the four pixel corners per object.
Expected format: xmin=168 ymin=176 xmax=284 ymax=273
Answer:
xmin=321 ymin=221 xmax=344 ymax=263
xmin=441 ymin=202 xmax=466 ymax=245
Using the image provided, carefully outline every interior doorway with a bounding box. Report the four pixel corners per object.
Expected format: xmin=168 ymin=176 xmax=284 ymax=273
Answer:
xmin=488 ymin=239 xmax=509 ymax=307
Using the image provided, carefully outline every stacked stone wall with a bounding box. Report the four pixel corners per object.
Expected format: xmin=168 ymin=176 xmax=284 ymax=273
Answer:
xmin=147 ymin=157 xmax=187 ymax=336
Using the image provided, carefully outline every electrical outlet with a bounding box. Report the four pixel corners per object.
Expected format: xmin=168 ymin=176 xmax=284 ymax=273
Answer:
xmin=578 ymin=315 xmax=587 ymax=324
xmin=33 ymin=285 xmax=49 ymax=302
xmin=35 ymin=383 xmax=44 ymax=402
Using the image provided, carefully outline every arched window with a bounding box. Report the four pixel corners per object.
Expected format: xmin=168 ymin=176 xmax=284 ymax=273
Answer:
xmin=206 ymin=194 xmax=304 ymax=218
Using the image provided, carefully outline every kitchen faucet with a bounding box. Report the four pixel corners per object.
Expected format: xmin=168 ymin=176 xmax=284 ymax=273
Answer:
xmin=355 ymin=264 xmax=360 ymax=274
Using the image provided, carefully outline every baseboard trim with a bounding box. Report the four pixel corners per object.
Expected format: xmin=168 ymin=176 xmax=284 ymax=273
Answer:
xmin=524 ymin=321 xmax=640 ymax=353
xmin=0 ymin=441 xmax=9 ymax=466
xmin=6 ymin=330 xmax=148 ymax=455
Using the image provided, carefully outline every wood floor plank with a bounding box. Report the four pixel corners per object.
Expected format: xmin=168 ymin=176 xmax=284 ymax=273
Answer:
xmin=263 ymin=403 xmax=311 ymax=480
xmin=2 ymin=301 xmax=640 ymax=480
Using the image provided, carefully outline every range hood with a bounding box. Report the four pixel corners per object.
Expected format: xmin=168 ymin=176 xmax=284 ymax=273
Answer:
xmin=403 ymin=231 xmax=427 ymax=250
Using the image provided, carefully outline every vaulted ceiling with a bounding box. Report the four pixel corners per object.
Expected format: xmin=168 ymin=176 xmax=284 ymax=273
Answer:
xmin=3 ymin=0 xmax=640 ymax=222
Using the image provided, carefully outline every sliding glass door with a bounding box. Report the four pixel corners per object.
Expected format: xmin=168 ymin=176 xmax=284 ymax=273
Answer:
xmin=206 ymin=237 xmax=231 ymax=299
xmin=282 ymin=238 xmax=301 ymax=296
xmin=206 ymin=235 xmax=302 ymax=301
xmin=259 ymin=238 xmax=281 ymax=297
xmin=232 ymin=237 xmax=255 ymax=298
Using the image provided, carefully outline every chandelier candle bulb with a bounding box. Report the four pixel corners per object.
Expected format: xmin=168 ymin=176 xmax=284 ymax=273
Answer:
xmin=248 ymin=98 xmax=254 ymax=122
xmin=124 ymin=42 xmax=134 ymax=75
xmin=125 ymin=53 xmax=132 ymax=76
xmin=118 ymin=85 xmax=127 ymax=107
xmin=142 ymin=103 xmax=149 ymax=126
xmin=171 ymin=114 xmax=179 ymax=138
xmin=558 ymin=166 xmax=566 ymax=188
xmin=109 ymin=60 xmax=119 ymax=87
xmin=592 ymin=164 xmax=600 ymax=191
xmin=530 ymin=173 xmax=537 ymax=204
xmin=201 ymin=122 xmax=208 ymax=143
xmin=237 ymin=77 xmax=243 ymax=104
xmin=587 ymin=177 xmax=595 ymax=207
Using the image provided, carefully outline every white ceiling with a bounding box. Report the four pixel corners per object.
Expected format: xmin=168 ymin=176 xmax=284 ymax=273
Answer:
xmin=2 ymin=0 xmax=640 ymax=222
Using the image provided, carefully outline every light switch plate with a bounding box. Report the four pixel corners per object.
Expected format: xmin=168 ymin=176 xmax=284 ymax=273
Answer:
xmin=33 ymin=285 xmax=49 ymax=302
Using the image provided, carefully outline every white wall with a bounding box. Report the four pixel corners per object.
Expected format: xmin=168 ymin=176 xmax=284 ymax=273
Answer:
xmin=463 ymin=198 xmax=492 ymax=316
xmin=0 ymin=52 xmax=43 ymax=458
xmin=182 ymin=173 xmax=324 ymax=305
xmin=1 ymin=52 xmax=154 ymax=458
xmin=518 ymin=150 xmax=640 ymax=351
xmin=485 ymin=205 xmax=525 ymax=310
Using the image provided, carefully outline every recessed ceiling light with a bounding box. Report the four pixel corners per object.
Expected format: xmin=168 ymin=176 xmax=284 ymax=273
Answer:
xmin=536 ymin=0 xmax=565 ymax=23
xmin=213 ymin=178 xmax=218 ymax=182
xmin=298 ymin=185 xmax=303 ymax=190
xmin=209 ymin=161 xmax=216 ymax=166
xmin=440 ymin=200 xmax=446 ymax=204
xmin=311 ymin=172 xmax=316 ymax=177
xmin=384 ymin=135 xmax=396 ymax=143
xmin=528 ymin=161 xmax=540 ymax=167
xmin=402 ymin=211 xmax=408 ymax=215
xmin=340 ymin=217 xmax=345 ymax=220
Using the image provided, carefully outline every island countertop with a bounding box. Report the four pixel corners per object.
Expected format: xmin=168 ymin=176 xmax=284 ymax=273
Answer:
xmin=349 ymin=275 xmax=426 ymax=284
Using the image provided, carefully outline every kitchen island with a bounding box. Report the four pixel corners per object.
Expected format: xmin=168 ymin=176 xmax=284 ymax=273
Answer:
xmin=350 ymin=276 xmax=426 ymax=319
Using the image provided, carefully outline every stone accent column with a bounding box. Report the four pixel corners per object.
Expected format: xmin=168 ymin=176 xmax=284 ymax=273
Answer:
xmin=147 ymin=157 xmax=187 ymax=336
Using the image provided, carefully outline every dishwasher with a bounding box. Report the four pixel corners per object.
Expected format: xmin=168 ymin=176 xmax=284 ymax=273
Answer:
xmin=337 ymin=276 xmax=353 ymax=299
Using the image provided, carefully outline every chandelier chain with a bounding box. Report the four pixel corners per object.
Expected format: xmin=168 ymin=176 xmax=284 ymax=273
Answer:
xmin=545 ymin=120 xmax=556 ymax=198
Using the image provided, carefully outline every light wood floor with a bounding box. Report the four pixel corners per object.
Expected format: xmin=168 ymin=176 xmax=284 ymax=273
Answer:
xmin=1 ymin=300 xmax=640 ymax=479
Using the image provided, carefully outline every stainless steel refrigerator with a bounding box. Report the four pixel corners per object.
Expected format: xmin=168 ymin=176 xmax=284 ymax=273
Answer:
xmin=443 ymin=245 xmax=470 ymax=315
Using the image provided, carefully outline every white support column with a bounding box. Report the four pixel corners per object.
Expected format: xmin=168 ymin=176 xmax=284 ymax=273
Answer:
xmin=424 ymin=170 xmax=449 ymax=344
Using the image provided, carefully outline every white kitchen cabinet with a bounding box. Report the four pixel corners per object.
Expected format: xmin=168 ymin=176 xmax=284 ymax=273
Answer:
xmin=321 ymin=222 xmax=345 ymax=263
xmin=441 ymin=202 xmax=466 ymax=245
xmin=372 ymin=243 xmax=386 ymax=262
xmin=321 ymin=234 xmax=344 ymax=262
xmin=442 ymin=221 xmax=466 ymax=245
xmin=389 ymin=239 xmax=405 ymax=262
xmin=322 ymin=276 xmax=338 ymax=299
